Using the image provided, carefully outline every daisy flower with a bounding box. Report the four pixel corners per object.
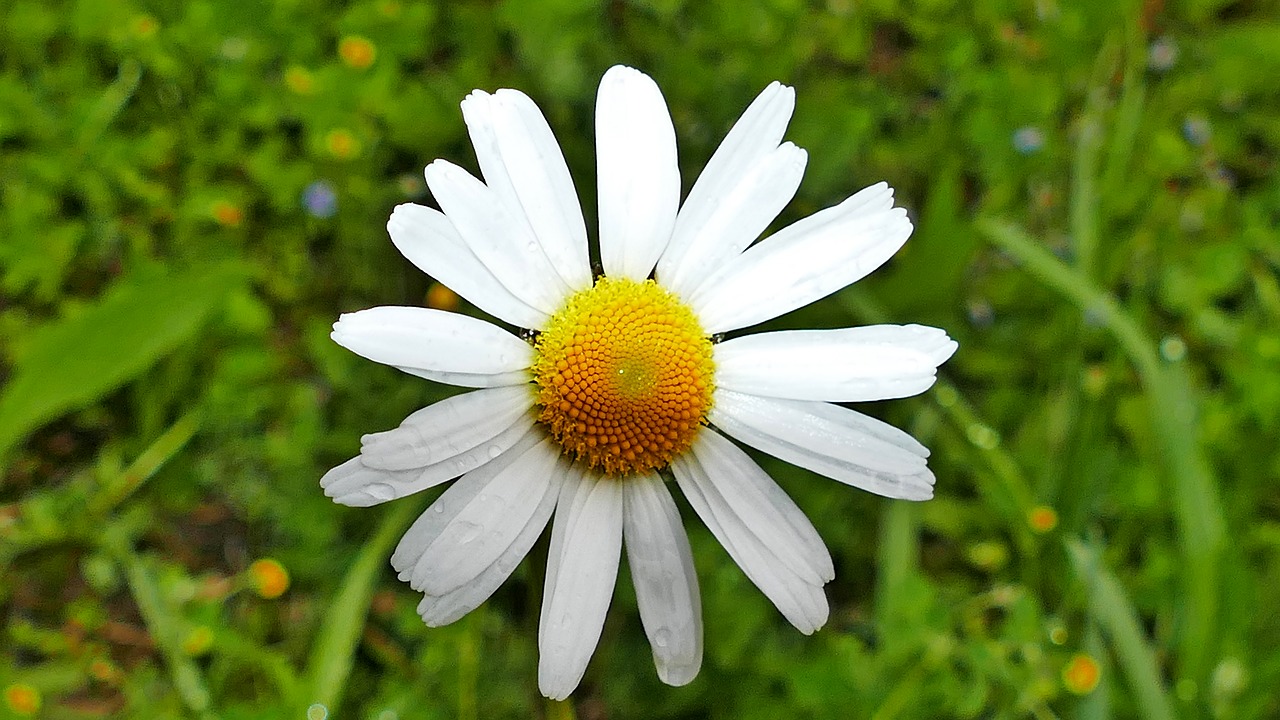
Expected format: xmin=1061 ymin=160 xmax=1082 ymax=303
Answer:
xmin=321 ymin=65 xmax=957 ymax=699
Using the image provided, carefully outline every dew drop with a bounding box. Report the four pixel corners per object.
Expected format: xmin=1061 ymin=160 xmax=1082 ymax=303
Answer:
xmin=365 ymin=483 xmax=396 ymax=501
xmin=654 ymin=628 xmax=672 ymax=648
xmin=487 ymin=444 xmax=504 ymax=459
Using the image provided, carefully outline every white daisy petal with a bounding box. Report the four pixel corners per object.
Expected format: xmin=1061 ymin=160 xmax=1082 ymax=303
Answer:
xmin=689 ymin=182 xmax=913 ymax=333
xmin=539 ymin=465 xmax=586 ymax=631
xmin=714 ymin=324 xmax=958 ymax=402
xmin=596 ymin=65 xmax=680 ymax=281
xmin=396 ymin=367 xmax=529 ymax=389
xmin=709 ymin=389 xmax=935 ymax=500
xmin=319 ymin=457 xmax=426 ymax=508
xmin=323 ymin=414 xmax=536 ymax=507
xmin=331 ymin=306 xmax=533 ymax=378
xmin=407 ymin=437 xmax=563 ymax=596
xmin=415 ymin=455 xmax=568 ymax=627
xmin=387 ymin=203 xmax=548 ymax=330
xmin=661 ymin=142 xmax=808 ymax=299
xmin=389 ymin=429 xmax=540 ymax=578
xmin=623 ymin=474 xmax=703 ymax=687
xmin=688 ymin=430 xmax=833 ymax=583
xmin=491 ymin=89 xmax=593 ymax=290
xmin=425 ymin=159 xmax=570 ymax=315
xmin=671 ymin=431 xmax=831 ymax=633
xmin=325 ymin=68 xmax=959 ymax=693
xmin=657 ymin=81 xmax=795 ymax=288
xmin=359 ymin=386 xmax=532 ymax=471
xmin=538 ymin=475 xmax=624 ymax=701
xmin=461 ymin=90 xmax=591 ymax=293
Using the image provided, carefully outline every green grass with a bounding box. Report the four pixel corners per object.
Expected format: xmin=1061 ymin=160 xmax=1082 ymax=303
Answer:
xmin=3 ymin=0 xmax=1279 ymax=718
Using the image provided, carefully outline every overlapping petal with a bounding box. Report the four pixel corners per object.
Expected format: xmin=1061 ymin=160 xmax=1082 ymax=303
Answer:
xmin=623 ymin=474 xmax=703 ymax=686
xmin=689 ymin=182 xmax=913 ymax=333
xmin=709 ymin=390 xmax=935 ymax=500
xmin=657 ymin=80 xmax=803 ymax=298
xmin=671 ymin=431 xmax=832 ymax=634
xmin=461 ymin=89 xmax=592 ymax=292
xmin=387 ymin=203 xmax=548 ymax=329
xmin=425 ymin=159 xmax=571 ymax=317
xmin=714 ymin=324 xmax=958 ymax=402
xmin=359 ymin=386 xmax=532 ymax=471
xmin=415 ymin=456 xmax=565 ymax=626
xmin=392 ymin=435 xmax=562 ymax=596
xmin=321 ymin=392 xmax=535 ymax=507
xmin=394 ymin=430 xmax=565 ymax=594
xmin=538 ymin=472 xmax=624 ymax=700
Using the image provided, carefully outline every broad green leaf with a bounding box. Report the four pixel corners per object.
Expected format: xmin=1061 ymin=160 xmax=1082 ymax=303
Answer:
xmin=0 ymin=264 xmax=242 ymax=461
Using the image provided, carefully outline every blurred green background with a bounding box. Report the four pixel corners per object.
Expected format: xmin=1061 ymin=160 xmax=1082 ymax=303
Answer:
xmin=2 ymin=0 xmax=1278 ymax=718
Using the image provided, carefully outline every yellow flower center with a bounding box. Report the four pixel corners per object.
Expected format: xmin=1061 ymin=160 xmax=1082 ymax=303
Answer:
xmin=532 ymin=277 xmax=715 ymax=476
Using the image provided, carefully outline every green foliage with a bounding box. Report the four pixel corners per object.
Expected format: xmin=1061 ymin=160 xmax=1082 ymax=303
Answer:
xmin=0 ymin=264 xmax=241 ymax=461
xmin=3 ymin=0 xmax=1279 ymax=718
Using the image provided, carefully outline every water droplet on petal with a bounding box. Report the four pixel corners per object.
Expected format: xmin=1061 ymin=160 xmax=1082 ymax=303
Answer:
xmin=654 ymin=628 xmax=672 ymax=649
xmin=365 ymin=483 xmax=396 ymax=501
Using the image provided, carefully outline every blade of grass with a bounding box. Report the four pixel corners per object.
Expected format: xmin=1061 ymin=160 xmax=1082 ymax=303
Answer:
xmin=1099 ymin=14 xmax=1148 ymax=203
xmin=91 ymin=411 xmax=200 ymax=514
xmin=978 ymin=219 xmax=1226 ymax=690
xmin=75 ymin=59 xmax=141 ymax=152
xmin=458 ymin=614 xmax=478 ymax=720
xmin=214 ymin=628 xmax=301 ymax=700
xmin=299 ymin=498 xmax=422 ymax=712
xmin=1067 ymin=539 xmax=1177 ymax=720
xmin=111 ymin=541 xmax=217 ymax=720
xmin=1072 ymin=38 xmax=1116 ymax=277
xmin=875 ymin=500 xmax=919 ymax=630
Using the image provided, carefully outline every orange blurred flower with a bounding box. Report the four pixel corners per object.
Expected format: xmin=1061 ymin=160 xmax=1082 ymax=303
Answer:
xmin=1063 ymin=653 xmax=1101 ymax=694
xmin=339 ymin=36 xmax=377 ymax=69
xmin=1028 ymin=505 xmax=1059 ymax=534
xmin=212 ymin=200 xmax=244 ymax=227
xmin=3 ymin=684 xmax=40 ymax=716
xmin=427 ymin=283 xmax=459 ymax=311
xmin=132 ymin=15 xmax=159 ymax=39
xmin=285 ymin=65 xmax=316 ymax=95
xmin=249 ymin=558 xmax=290 ymax=599
xmin=324 ymin=129 xmax=361 ymax=159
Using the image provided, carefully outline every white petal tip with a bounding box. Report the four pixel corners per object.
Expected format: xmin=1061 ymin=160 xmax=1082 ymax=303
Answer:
xmin=656 ymin=662 xmax=701 ymax=687
xmin=538 ymin=679 xmax=575 ymax=702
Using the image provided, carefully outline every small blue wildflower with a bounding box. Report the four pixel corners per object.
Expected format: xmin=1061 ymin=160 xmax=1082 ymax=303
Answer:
xmin=1013 ymin=126 xmax=1044 ymax=154
xmin=302 ymin=180 xmax=338 ymax=218
xmin=1182 ymin=115 xmax=1211 ymax=147
xmin=1148 ymin=36 xmax=1177 ymax=71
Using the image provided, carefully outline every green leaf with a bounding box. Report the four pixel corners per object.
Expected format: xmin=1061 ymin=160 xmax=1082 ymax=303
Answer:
xmin=0 ymin=264 xmax=242 ymax=461
xmin=1068 ymin=539 xmax=1178 ymax=720
xmin=299 ymin=498 xmax=423 ymax=712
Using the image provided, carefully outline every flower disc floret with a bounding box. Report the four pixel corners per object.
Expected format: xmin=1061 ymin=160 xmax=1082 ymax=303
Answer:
xmin=533 ymin=277 xmax=715 ymax=475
